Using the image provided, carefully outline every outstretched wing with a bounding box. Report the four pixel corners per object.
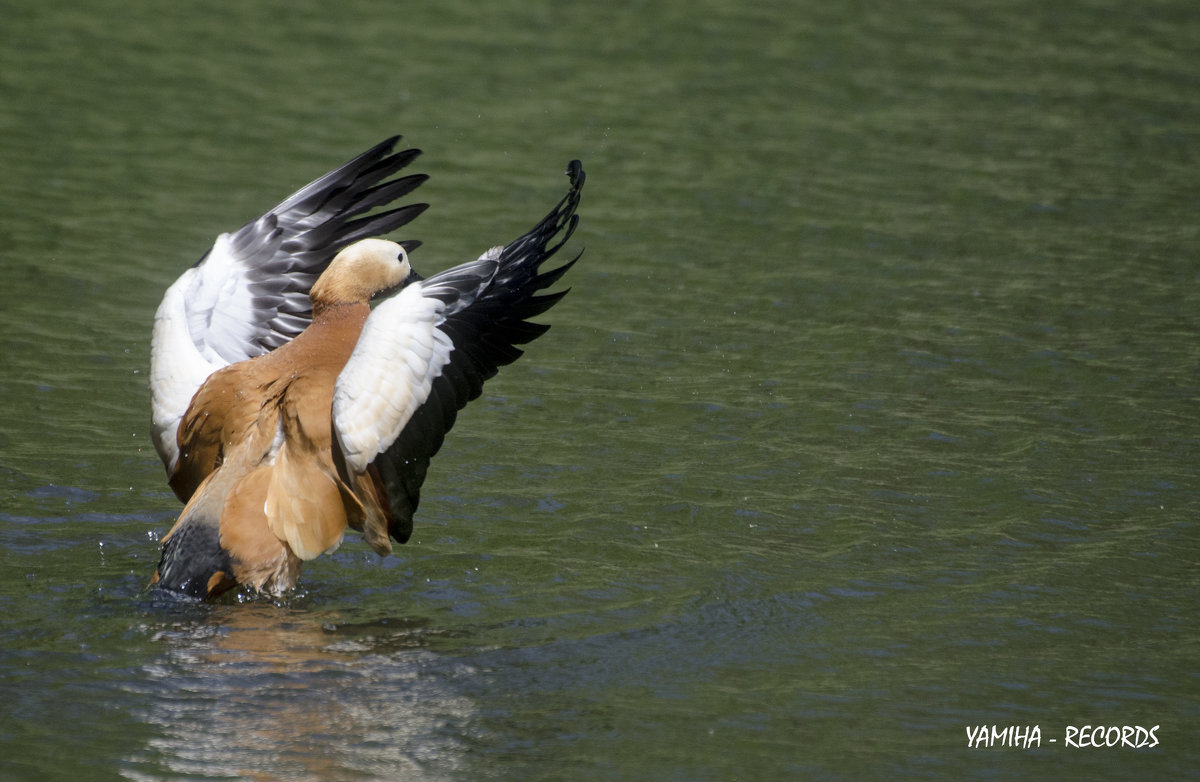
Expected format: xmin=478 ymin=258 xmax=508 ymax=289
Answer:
xmin=151 ymin=137 xmax=429 ymax=475
xmin=331 ymin=160 xmax=585 ymax=548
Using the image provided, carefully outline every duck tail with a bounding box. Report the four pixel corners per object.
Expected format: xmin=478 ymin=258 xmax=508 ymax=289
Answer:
xmin=151 ymin=514 xmax=237 ymax=600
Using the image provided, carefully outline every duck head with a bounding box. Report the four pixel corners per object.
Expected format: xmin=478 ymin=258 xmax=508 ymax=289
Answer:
xmin=309 ymin=238 xmax=421 ymax=306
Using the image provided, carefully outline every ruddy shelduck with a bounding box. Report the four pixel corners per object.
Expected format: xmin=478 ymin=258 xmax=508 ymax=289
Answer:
xmin=149 ymin=136 xmax=584 ymax=599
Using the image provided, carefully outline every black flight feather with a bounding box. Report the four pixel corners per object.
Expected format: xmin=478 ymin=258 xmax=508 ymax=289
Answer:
xmin=211 ymin=137 xmax=428 ymax=360
xmin=372 ymin=160 xmax=585 ymax=544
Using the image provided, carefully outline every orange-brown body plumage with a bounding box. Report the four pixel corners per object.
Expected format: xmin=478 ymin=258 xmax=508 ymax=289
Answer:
xmin=149 ymin=139 xmax=584 ymax=600
xmin=153 ymin=241 xmax=412 ymax=597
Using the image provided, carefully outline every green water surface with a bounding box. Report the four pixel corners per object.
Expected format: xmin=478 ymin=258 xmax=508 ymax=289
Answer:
xmin=1 ymin=1 xmax=1198 ymax=780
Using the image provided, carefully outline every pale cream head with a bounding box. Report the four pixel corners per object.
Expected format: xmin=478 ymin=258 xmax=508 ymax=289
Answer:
xmin=309 ymin=239 xmax=413 ymax=305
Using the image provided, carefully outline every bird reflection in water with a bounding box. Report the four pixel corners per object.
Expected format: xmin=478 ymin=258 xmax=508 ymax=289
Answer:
xmin=128 ymin=602 xmax=476 ymax=781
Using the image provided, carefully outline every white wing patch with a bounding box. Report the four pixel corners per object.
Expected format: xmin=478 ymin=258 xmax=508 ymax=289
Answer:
xmin=150 ymin=232 xmax=273 ymax=471
xmin=185 ymin=233 xmax=271 ymax=366
xmin=150 ymin=266 xmax=226 ymax=471
xmin=332 ymin=283 xmax=455 ymax=474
